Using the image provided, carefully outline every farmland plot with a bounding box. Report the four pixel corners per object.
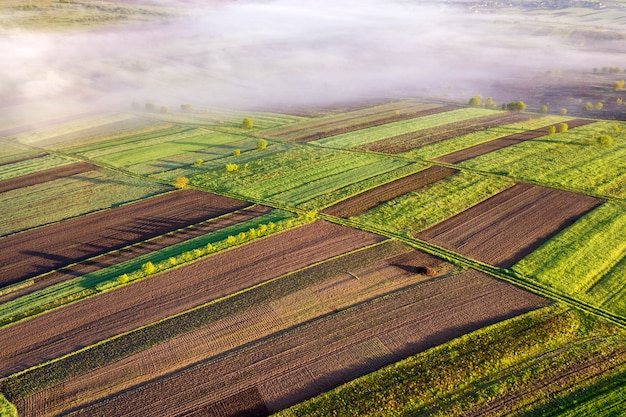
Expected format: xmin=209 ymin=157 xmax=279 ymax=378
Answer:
xmin=514 ymin=201 xmax=626 ymax=317
xmin=0 ymin=162 xmax=95 ymax=194
xmin=0 ymin=190 xmax=249 ymax=287
xmin=190 ymin=144 xmax=415 ymax=209
xmin=13 ymin=244 xmax=457 ymax=416
xmin=0 ymin=141 xmax=44 ymax=165
xmin=53 ymin=270 xmax=547 ymax=417
xmin=459 ymin=120 xmax=626 ymax=199
xmin=358 ymin=111 xmax=532 ymax=154
xmin=354 ymin=171 xmax=514 ymax=235
xmin=264 ymin=103 xmax=453 ymax=143
xmin=323 ymin=166 xmax=458 ymax=218
xmin=0 ymin=221 xmax=384 ymax=376
xmin=0 ymin=154 xmax=77 ymax=182
xmin=0 ymin=169 xmax=170 ymax=237
xmin=311 ymin=107 xmax=496 ymax=149
xmin=416 ymin=183 xmax=601 ymax=268
xmin=437 ymin=119 xmax=596 ymax=164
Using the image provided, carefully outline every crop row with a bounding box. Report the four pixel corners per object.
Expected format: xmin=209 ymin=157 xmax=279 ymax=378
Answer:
xmin=354 ymin=170 xmax=514 ymax=235
xmin=0 ymin=169 xmax=169 ymax=237
xmin=0 ymin=154 xmax=74 ymax=181
xmin=460 ymin=120 xmax=626 ymax=199
xmin=514 ymin=200 xmax=626 ymax=317
xmin=0 ymin=238 xmax=400 ymax=401
xmin=311 ymin=107 xmax=496 ymax=149
xmin=278 ymin=305 xmax=626 ymax=417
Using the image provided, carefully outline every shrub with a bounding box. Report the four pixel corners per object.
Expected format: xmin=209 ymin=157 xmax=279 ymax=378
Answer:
xmin=547 ymin=125 xmax=556 ymax=135
xmin=597 ymin=135 xmax=613 ymax=146
xmin=594 ymin=102 xmax=603 ymax=111
xmin=583 ymin=102 xmax=593 ymax=112
xmin=233 ymin=149 xmax=241 ymax=156
xmin=206 ymin=243 xmax=214 ymax=252
xmin=615 ymin=79 xmax=625 ymax=91
xmin=559 ymin=123 xmax=568 ymax=133
xmin=468 ymin=95 xmax=482 ymax=106
xmin=540 ymin=105 xmax=548 ymax=114
xmin=193 ymin=159 xmax=203 ymax=167
xmin=242 ymin=117 xmax=253 ymax=129
xmin=560 ymin=108 xmax=567 ymax=115
xmin=227 ymin=235 xmax=237 ymax=245
xmin=169 ymin=257 xmax=178 ymax=266
xmin=506 ymin=101 xmax=526 ymax=112
xmin=257 ymin=139 xmax=268 ymax=150
xmin=226 ymin=163 xmax=239 ymax=172
xmin=174 ymin=177 xmax=189 ymax=189
xmin=141 ymin=262 xmax=156 ymax=275
xmin=181 ymin=104 xmax=193 ymax=112
xmin=117 ymin=274 xmax=130 ymax=284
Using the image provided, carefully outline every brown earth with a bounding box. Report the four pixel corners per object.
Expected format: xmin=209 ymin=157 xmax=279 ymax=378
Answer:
xmin=323 ymin=166 xmax=458 ymax=218
xmin=0 ymin=153 xmax=48 ymax=167
xmin=415 ymin=183 xmax=602 ymax=268
xmin=0 ymin=162 xmax=96 ymax=194
xmin=359 ymin=112 xmax=533 ymax=154
xmin=435 ymin=119 xmax=596 ymax=164
xmin=57 ymin=270 xmax=549 ymax=417
xmin=0 ymin=221 xmax=385 ymax=377
xmin=0 ymin=205 xmax=273 ymax=304
xmin=0 ymin=190 xmax=249 ymax=288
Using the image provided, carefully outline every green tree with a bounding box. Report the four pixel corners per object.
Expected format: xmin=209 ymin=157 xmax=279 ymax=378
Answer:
xmin=617 ymin=98 xmax=623 ymax=105
xmin=141 ymin=261 xmax=156 ymax=275
xmin=193 ymin=159 xmax=203 ymax=167
xmin=242 ymin=117 xmax=253 ymax=129
xmin=145 ymin=102 xmax=156 ymax=111
xmin=257 ymin=139 xmax=268 ymax=150
xmin=174 ymin=177 xmax=189 ymax=189
xmin=559 ymin=123 xmax=568 ymax=133
xmin=540 ymin=105 xmax=548 ymax=114
xmin=583 ymin=102 xmax=593 ymax=112
xmin=233 ymin=149 xmax=241 ymax=156
xmin=181 ymin=104 xmax=193 ymax=112
xmin=560 ymin=108 xmax=568 ymax=115
xmin=594 ymin=102 xmax=603 ymax=110
xmin=506 ymin=101 xmax=526 ymax=112
xmin=227 ymin=235 xmax=237 ymax=245
xmin=547 ymin=125 xmax=556 ymax=135
xmin=206 ymin=243 xmax=214 ymax=252
xmin=597 ymin=135 xmax=613 ymax=146
xmin=226 ymin=163 xmax=239 ymax=172
xmin=468 ymin=95 xmax=482 ymax=106
xmin=117 ymin=274 xmax=130 ymax=284
xmin=160 ymin=106 xmax=169 ymax=114
xmin=169 ymin=257 xmax=178 ymax=266
xmin=615 ymin=80 xmax=625 ymax=91
xmin=484 ymin=97 xmax=496 ymax=108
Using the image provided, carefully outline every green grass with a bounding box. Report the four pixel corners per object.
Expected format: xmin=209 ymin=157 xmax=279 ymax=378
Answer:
xmin=460 ymin=120 xmax=626 ymax=199
xmin=277 ymin=305 xmax=626 ymax=417
xmin=353 ymin=171 xmax=514 ymax=236
xmin=0 ymin=209 xmax=294 ymax=328
xmin=0 ymin=154 xmax=75 ymax=181
xmin=312 ymin=107 xmax=497 ymax=149
xmin=88 ymin=129 xmax=247 ymax=167
xmin=0 ymin=141 xmax=41 ymax=165
xmin=0 ymin=394 xmax=17 ymax=417
xmin=513 ymin=201 xmax=626 ymax=317
xmin=0 ymin=169 xmax=169 ymax=237
xmin=190 ymin=144 xmax=414 ymax=209
xmin=401 ymin=115 xmax=568 ymax=160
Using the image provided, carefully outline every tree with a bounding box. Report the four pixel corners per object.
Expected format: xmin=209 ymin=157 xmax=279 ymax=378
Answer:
xmin=226 ymin=163 xmax=239 ymax=172
xmin=160 ymin=106 xmax=169 ymax=114
xmin=233 ymin=149 xmax=241 ymax=156
xmin=559 ymin=123 xmax=568 ymax=133
xmin=174 ymin=177 xmax=189 ymax=189
xmin=560 ymin=108 xmax=568 ymax=115
xmin=506 ymin=101 xmax=526 ymax=112
xmin=468 ymin=95 xmax=482 ymax=106
xmin=145 ymin=102 xmax=156 ymax=111
xmin=540 ymin=105 xmax=548 ymax=114
xmin=257 ymin=139 xmax=268 ymax=150
xmin=242 ymin=117 xmax=253 ymax=129
xmin=547 ymin=125 xmax=556 ymax=135
xmin=227 ymin=235 xmax=237 ymax=245
xmin=597 ymin=135 xmax=613 ymax=146
xmin=193 ymin=159 xmax=203 ymax=167
xmin=484 ymin=97 xmax=496 ymax=108
xmin=583 ymin=102 xmax=593 ymax=112
xmin=615 ymin=80 xmax=625 ymax=91
xmin=594 ymin=102 xmax=603 ymax=111
xmin=617 ymin=98 xmax=623 ymax=106
xmin=117 ymin=274 xmax=130 ymax=284
xmin=141 ymin=261 xmax=156 ymax=275
xmin=181 ymin=104 xmax=193 ymax=112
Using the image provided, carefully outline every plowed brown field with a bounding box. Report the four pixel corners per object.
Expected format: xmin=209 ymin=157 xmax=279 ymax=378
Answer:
xmin=359 ymin=112 xmax=532 ymax=154
xmin=0 ymin=190 xmax=249 ymax=287
xmin=0 ymin=221 xmax=385 ymax=377
xmin=323 ymin=166 xmax=458 ymax=218
xmin=0 ymin=205 xmax=273 ymax=304
xmin=416 ymin=183 xmax=602 ymax=267
xmin=49 ymin=270 xmax=548 ymax=417
xmin=0 ymin=162 xmax=96 ymax=194
xmin=436 ymin=119 xmax=596 ymax=164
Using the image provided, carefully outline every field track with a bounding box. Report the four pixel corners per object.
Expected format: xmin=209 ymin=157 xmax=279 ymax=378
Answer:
xmin=436 ymin=119 xmax=596 ymax=164
xmin=359 ymin=112 xmax=532 ymax=154
xmin=0 ymin=153 xmax=48 ymax=167
xmin=0 ymin=162 xmax=96 ymax=194
xmin=416 ymin=183 xmax=602 ymax=268
xmin=0 ymin=221 xmax=384 ymax=376
xmin=0 ymin=205 xmax=273 ymax=304
xmin=51 ymin=270 xmax=548 ymax=417
xmin=323 ymin=166 xmax=458 ymax=218
xmin=0 ymin=190 xmax=249 ymax=287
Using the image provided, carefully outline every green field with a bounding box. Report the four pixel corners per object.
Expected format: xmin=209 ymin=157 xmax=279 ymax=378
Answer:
xmin=514 ymin=201 xmax=626 ymax=317
xmin=0 ymin=169 xmax=169 ymax=236
xmin=401 ymin=115 xmax=568 ymax=160
xmin=0 ymin=154 xmax=74 ymax=181
xmin=353 ymin=171 xmax=514 ymax=236
xmin=311 ymin=107 xmax=496 ymax=149
xmin=460 ymin=120 xmax=626 ymax=199
xmin=278 ymin=305 xmax=626 ymax=417
xmin=0 ymin=142 xmax=42 ymax=165
xmin=190 ymin=144 xmax=417 ymax=209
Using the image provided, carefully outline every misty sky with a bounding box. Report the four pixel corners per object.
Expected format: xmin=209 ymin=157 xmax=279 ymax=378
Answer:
xmin=1 ymin=0 xmax=624 ymax=114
